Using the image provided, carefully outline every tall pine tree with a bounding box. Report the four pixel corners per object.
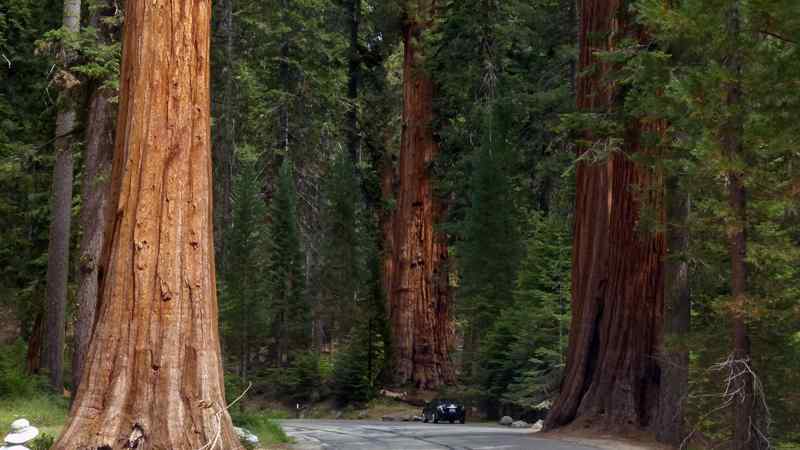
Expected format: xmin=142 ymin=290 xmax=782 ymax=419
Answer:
xmin=269 ymin=159 xmax=311 ymax=366
xmin=458 ymin=103 xmax=520 ymax=380
xmin=220 ymin=149 xmax=271 ymax=381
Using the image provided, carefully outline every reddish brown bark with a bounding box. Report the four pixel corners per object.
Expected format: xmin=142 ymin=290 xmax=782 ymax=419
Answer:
xmin=382 ymin=0 xmax=454 ymax=389
xmin=26 ymin=312 xmax=44 ymax=375
xmin=53 ymin=0 xmax=242 ymax=448
xmin=546 ymin=0 xmax=666 ymax=431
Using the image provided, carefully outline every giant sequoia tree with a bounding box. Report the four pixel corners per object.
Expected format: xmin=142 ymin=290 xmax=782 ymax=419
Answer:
xmin=545 ymin=0 xmax=666 ymax=430
xmin=53 ymin=0 xmax=242 ymax=447
xmin=383 ymin=0 xmax=454 ymax=389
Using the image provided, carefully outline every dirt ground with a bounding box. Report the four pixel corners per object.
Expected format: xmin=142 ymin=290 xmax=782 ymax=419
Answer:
xmin=542 ymin=426 xmax=675 ymax=450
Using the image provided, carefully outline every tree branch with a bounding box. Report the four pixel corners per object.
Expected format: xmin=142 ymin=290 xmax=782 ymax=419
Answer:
xmin=757 ymin=29 xmax=797 ymax=45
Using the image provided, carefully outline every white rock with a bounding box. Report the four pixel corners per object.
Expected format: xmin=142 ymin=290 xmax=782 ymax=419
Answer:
xmin=534 ymin=400 xmax=552 ymax=411
xmin=531 ymin=419 xmax=544 ymax=432
xmin=511 ymin=420 xmax=529 ymax=429
xmin=499 ymin=416 xmax=514 ymax=426
xmin=233 ymin=426 xmax=260 ymax=444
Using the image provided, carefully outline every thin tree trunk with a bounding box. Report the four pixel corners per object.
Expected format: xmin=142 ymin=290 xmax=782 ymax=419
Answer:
xmin=380 ymin=149 xmax=396 ymax=316
xmin=387 ymin=0 xmax=454 ymax=389
xmin=722 ymin=3 xmax=762 ymax=449
xmin=346 ymin=0 xmax=361 ymax=166
xmin=72 ymin=1 xmax=118 ymax=395
xmin=212 ymin=0 xmax=235 ymax=276
xmin=546 ymin=0 xmax=666 ymax=430
xmin=279 ymin=39 xmax=290 ymax=159
xmin=26 ymin=312 xmax=45 ymax=375
xmin=44 ymin=0 xmax=81 ymax=392
xmin=655 ymin=174 xmax=690 ymax=447
xmin=53 ymin=0 xmax=242 ymax=447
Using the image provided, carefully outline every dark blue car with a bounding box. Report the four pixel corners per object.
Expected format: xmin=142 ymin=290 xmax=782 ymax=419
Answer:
xmin=422 ymin=399 xmax=466 ymax=424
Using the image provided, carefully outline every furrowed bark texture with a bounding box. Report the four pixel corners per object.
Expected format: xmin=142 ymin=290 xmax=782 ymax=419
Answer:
xmin=72 ymin=84 xmax=115 ymax=394
xmin=72 ymin=1 xmax=119 ymax=394
xmin=53 ymin=0 xmax=242 ymax=448
xmin=44 ymin=0 xmax=81 ymax=391
xmin=545 ymin=0 xmax=666 ymax=431
xmin=385 ymin=0 xmax=454 ymax=389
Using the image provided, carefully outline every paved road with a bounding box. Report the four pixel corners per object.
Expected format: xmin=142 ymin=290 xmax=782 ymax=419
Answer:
xmin=280 ymin=420 xmax=599 ymax=450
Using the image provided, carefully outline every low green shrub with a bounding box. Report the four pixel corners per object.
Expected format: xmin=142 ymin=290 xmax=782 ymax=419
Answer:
xmin=271 ymin=351 xmax=327 ymax=403
xmin=0 ymin=341 xmax=48 ymax=398
xmin=29 ymin=433 xmax=55 ymax=450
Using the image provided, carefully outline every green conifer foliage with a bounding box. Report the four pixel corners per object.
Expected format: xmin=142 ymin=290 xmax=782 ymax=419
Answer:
xmin=625 ymin=1 xmax=800 ymax=445
xmin=475 ymin=214 xmax=571 ymax=413
xmin=220 ymin=149 xmax=272 ymax=380
xmin=458 ymin=103 xmax=521 ymax=379
xmin=0 ymin=0 xmax=62 ymax=335
xmin=319 ymin=151 xmax=361 ymax=345
xmin=320 ymin=149 xmax=390 ymax=403
xmin=269 ymin=160 xmax=311 ymax=365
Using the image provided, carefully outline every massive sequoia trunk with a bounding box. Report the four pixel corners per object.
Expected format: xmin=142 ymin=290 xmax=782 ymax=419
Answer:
xmin=53 ymin=0 xmax=242 ymax=448
xmin=383 ymin=0 xmax=454 ymax=389
xmin=545 ymin=0 xmax=666 ymax=430
xmin=44 ymin=0 xmax=81 ymax=391
xmin=72 ymin=0 xmax=118 ymax=394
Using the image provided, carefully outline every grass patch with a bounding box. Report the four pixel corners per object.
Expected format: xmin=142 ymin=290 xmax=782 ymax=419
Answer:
xmin=0 ymin=393 xmax=68 ymax=439
xmin=0 ymin=341 xmax=69 ymax=441
xmin=231 ymin=410 xmax=292 ymax=448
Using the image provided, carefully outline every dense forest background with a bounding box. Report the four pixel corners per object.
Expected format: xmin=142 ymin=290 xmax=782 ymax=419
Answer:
xmin=1 ymin=0 xmax=799 ymax=448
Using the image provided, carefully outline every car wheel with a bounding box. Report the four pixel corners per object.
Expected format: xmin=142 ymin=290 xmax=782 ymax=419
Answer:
xmin=459 ymin=418 xmax=465 ymax=424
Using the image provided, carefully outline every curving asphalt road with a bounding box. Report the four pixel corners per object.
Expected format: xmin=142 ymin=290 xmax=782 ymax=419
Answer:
xmin=280 ymin=420 xmax=599 ymax=450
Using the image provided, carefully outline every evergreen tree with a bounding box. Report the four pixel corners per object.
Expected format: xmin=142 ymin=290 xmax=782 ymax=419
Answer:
xmin=458 ymin=102 xmax=521 ymax=379
xmin=269 ymin=159 xmax=311 ymax=366
xmin=321 ymin=149 xmax=391 ymax=403
xmin=0 ymin=0 xmax=61 ymax=369
xmin=476 ymin=214 xmax=570 ymax=413
xmin=629 ymin=1 xmax=800 ymax=445
xmin=331 ymin=223 xmax=389 ymax=404
xmin=318 ymin=150 xmax=361 ymax=347
xmin=220 ymin=149 xmax=272 ymax=381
